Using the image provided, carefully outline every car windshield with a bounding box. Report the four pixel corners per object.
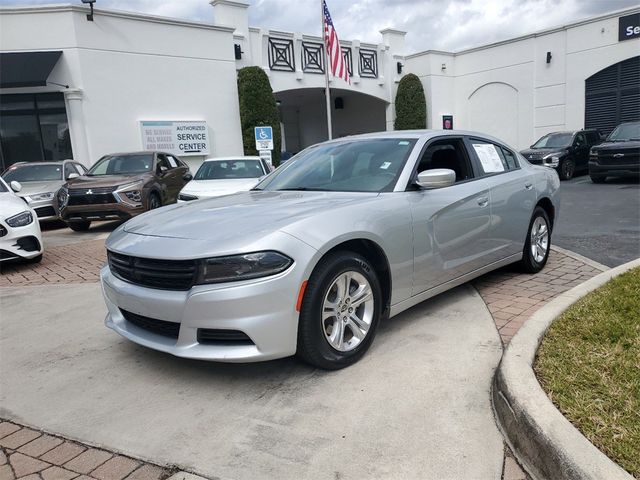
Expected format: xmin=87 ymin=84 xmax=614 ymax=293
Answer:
xmin=195 ymin=159 xmax=264 ymax=180
xmin=88 ymin=154 xmax=153 ymax=176
xmin=607 ymin=123 xmax=640 ymax=142
xmin=0 ymin=178 xmax=8 ymax=193
xmin=3 ymin=164 xmax=63 ymax=182
xmin=532 ymin=133 xmax=573 ymax=149
xmin=254 ymin=138 xmax=417 ymax=193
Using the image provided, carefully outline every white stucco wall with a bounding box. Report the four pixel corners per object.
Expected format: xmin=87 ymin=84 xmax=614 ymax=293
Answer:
xmin=0 ymin=5 xmax=244 ymax=170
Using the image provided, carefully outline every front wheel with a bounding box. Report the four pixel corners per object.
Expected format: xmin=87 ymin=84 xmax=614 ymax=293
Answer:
xmin=519 ymin=207 xmax=551 ymax=273
xmin=147 ymin=192 xmax=161 ymax=210
xmin=67 ymin=220 xmax=91 ymax=232
xmin=297 ymin=251 xmax=382 ymax=370
xmin=559 ymin=158 xmax=575 ymax=181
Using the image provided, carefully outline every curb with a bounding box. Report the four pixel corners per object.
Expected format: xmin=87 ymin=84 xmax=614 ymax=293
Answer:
xmin=493 ymin=257 xmax=640 ymax=480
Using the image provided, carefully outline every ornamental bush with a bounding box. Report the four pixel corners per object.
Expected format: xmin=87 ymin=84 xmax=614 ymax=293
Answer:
xmin=237 ymin=66 xmax=281 ymax=165
xmin=394 ymin=73 xmax=427 ymax=130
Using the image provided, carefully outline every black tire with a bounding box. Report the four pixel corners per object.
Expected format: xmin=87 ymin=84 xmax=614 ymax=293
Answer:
xmin=297 ymin=251 xmax=382 ymax=370
xmin=559 ymin=158 xmax=575 ymax=181
xmin=590 ymin=174 xmax=606 ymax=184
xmin=519 ymin=207 xmax=551 ymax=274
xmin=147 ymin=192 xmax=161 ymax=210
xmin=67 ymin=220 xmax=91 ymax=232
xmin=27 ymin=254 xmax=43 ymax=264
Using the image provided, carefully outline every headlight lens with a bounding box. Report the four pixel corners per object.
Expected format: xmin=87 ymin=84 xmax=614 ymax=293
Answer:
xmin=543 ymin=155 xmax=560 ymax=167
xmin=27 ymin=192 xmax=55 ymax=202
xmin=115 ymin=181 xmax=144 ymax=204
xmin=57 ymin=187 xmax=68 ymax=208
xmin=6 ymin=211 xmax=34 ymax=227
xmin=196 ymin=251 xmax=293 ymax=284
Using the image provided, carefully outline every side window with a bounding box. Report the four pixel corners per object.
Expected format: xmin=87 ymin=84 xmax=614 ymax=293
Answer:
xmin=63 ymin=163 xmax=76 ymax=179
xmin=73 ymin=163 xmax=88 ymax=175
xmin=469 ymin=139 xmax=519 ymax=176
xmin=574 ymin=133 xmax=586 ymax=147
xmin=166 ymin=155 xmax=179 ymax=168
xmin=414 ymin=138 xmax=475 ymax=184
xmin=156 ymin=154 xmax=171 ymax=172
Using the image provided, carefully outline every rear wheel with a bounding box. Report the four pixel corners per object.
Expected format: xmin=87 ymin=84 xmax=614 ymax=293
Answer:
xmin=559 ymin=158 xmax=575 ymax=181
xmin=519 ymin=207 xmax=551 ymax=273
xmin=67 ymin=220 xmax=91 ymax=232
xmin=590 ymin=174 xmax=606 ymax=184
xmin=297 ymin=251 xmax=382 ymax=370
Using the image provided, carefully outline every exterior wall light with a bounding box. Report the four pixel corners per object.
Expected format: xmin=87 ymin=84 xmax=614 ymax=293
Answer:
xmin=546 ymin=51 xmax=552 ymax=64
xmin=397 ymin=62 xmax=403 ymax=74
xmin=81 ymin=0 xmax=96 ymax=21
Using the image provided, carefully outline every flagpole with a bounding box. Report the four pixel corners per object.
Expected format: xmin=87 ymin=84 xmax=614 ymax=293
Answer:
xmin=321 ymin=0 xmax=333 ymax=140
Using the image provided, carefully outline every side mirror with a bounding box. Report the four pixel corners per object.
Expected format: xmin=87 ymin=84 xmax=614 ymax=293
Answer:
xmin=415 ymin=169 xmax=456 ymax=189
xmin=182 ymin=173 xmax=193 ymax=182
xmin=67 ymin=173 xmax=79 ymax=180
xmin=10 ymin=180 xmax=22 ymax=193
xmin=158 ymin=165 xmax=168 ymax=175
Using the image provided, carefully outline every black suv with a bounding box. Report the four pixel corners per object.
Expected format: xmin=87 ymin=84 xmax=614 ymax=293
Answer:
xmin=589 ymin=121 xmax=640 ymax=183
xmin=520 ymin=129 xmax=602 ymax=180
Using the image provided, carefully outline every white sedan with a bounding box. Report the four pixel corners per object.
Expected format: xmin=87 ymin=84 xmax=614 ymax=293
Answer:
xmin=178 ymin=156 xmax=271 ymax=202
xmin=0 ymin=177 xmax=44 ymax=263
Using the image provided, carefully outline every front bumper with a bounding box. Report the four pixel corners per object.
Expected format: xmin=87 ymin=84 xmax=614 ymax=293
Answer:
xmin=100 ymin=251 xmax=310 ymax=362
xmin=0 ymin=217 xmax=43 ymax=262
xmin=25 ymin=198 xmax=58 ymax=222
xmin=60 ymin=203 xmax=144 ymax=222
xmin=589 ymin=160 xmax=640 ymax=176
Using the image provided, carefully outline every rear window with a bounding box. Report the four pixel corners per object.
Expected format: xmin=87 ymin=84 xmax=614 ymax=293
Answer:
xmin=3 ymin=164 xmax=63 ymax=182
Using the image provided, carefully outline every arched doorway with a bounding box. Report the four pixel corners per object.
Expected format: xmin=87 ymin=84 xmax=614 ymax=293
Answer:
xmin=585 ymin=56 xmax=640 ymax=136
xmin=274 ymin=88 xmax=387 ymax=155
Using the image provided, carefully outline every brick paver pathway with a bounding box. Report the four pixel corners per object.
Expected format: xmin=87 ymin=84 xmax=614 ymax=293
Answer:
xmin=1 ymin=233 xmax=609 ymax=480
xmin=0 ymin=422 xmax=173 ymax=480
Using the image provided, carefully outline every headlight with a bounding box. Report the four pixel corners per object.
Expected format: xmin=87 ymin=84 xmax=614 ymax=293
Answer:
xmin=543 ymin=155 xmax=560 ymax=168
xmin=57 ymin=187 xmax=68 ymax=208
xmin=196 ymin=251 xmax=293 ymax=284
xmin=6 ymin=211 xmax=34 ymax=227
xmin=26 ymin=192 xmax=55 ymax=202
xmin=115 ymin=181 xmax=144 ymax=205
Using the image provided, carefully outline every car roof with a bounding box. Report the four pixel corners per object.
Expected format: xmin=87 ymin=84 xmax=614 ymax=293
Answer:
xmin=7 ymin=160 xmax=75 ymax=167
xmin=203 ymin=156 xmax=262 ymax=162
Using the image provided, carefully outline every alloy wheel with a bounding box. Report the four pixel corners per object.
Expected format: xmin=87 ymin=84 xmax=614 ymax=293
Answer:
xmin=530 ymin=216 xmax=549 ymax=263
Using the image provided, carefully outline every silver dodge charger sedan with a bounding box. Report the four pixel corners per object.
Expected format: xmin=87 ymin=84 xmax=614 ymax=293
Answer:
xmin=101 ymin=130 xmax=560 ymax=369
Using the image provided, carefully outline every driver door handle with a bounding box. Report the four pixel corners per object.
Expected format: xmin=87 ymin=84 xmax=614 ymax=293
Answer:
xmin=525 ymin=182 xmax=533 ymax=190
xmin=477 ymin=196 xmax=489 ymax=207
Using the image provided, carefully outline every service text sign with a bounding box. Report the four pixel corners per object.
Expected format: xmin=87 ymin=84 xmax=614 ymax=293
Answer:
xmin=140 ymin=121 xmax=210 ymax=157
xmin=619 ymin=13 xmax=640 ymax=42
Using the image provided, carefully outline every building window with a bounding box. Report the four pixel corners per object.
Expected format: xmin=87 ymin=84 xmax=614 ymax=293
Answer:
xmin=0 ymin=92 xmax=72 ymax=170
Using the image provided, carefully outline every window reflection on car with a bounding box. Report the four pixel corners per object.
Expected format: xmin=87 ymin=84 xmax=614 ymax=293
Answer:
xmin=195 ymin=160 xmax=266 ymax=180
xmin=531 ymin=133 xmax=573 ymax=149
xmin=607 ymin=123 xmax=640 ymax=142
xmin=3 ymin=164 xmax=63 ymax=182
xmin=87 ymin=154 xmax=153 ymax=176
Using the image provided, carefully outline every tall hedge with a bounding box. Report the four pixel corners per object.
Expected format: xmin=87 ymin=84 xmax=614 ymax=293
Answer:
xmin=237 ymin=67 xmax=281 ymax=164
xmin=394 ymin=73 xmax=427 ymax=130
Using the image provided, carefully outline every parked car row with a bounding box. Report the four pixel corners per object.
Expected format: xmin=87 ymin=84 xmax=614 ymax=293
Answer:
xmin=520 ymin=121 xmax=640 ymax=182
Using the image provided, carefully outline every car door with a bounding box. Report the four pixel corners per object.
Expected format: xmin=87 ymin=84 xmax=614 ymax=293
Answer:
xmin=573 ymin=133 xmax=589 ymax=170
xmin=156 ymin=153 xmax=182 ymax=203
xmin=466 ymin=137 xmax=536 ymax=263
xmin=409 ymin=137 xmax=493 ymax=295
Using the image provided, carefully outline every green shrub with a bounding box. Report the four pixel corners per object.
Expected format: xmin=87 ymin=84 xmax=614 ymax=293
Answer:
xmin=394 ymin=73 xmax=427 ymax=130
xmin=237 ymin=67 xmax=281 ymax=165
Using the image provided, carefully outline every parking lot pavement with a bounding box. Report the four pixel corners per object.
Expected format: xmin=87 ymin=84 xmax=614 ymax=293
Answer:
xmin=0 ymin=282 xmax=504 ymax=480
xmin=553 ymin=176 xmax=640 ymax=267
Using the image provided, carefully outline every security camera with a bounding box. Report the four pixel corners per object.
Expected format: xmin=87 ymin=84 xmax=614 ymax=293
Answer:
xmin=80 ymin=0 xmax=96 ymax=21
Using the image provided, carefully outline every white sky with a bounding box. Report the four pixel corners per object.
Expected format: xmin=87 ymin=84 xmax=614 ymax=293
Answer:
xmin=1 ymin=0 xmax=638 ymax=52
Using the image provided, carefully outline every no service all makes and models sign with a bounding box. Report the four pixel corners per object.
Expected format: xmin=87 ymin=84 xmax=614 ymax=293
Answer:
xmin=140 ymin=121 xmax=210 ymax=157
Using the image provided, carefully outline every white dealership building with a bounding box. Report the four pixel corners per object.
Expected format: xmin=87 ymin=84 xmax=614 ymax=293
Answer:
xmin=0 ymin=2 xmax=638 ymax=170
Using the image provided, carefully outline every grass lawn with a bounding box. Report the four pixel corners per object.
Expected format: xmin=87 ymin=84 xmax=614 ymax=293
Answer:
xmin=535 ymin=267 xmax=640 ymax=478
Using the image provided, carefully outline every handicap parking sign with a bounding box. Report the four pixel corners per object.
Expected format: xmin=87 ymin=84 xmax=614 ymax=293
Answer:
xmin=254 ymin=126 xmax=274 ymax=151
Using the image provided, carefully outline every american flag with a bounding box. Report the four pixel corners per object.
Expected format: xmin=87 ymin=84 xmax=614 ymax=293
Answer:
xmin=323 ymin=0 xmax=350 ymax=84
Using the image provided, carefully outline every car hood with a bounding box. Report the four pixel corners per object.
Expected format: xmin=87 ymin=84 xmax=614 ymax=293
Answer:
xmin=0 ymin=192 xmax=31 ymax=218
xmin=591 ymin=140 xmax=640 ymax=152
xmin=520 ymin=148 xmax=567 ymax=157
xmin=122 ymin=190 xmax=379 ymax=242
xmin=66 ymin=174 xmax=146 ymax=189
xmin=181 ymin=178 xmax=259 ymax=197
xmin=15 ymin=180 xmax=63 ymax=197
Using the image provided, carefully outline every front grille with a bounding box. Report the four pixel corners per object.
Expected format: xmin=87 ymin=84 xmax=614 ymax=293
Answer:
xmin=121 ymin=309 xmax=180 ymax=339
xmin=197 ymin=329 xmax=254 ymax=345
xmin=0 ymin=225 xmax=6 ymax=237
xmin=595 ymin=152 xmax=640 ymax=166
xmin=68 ymin=187 xmax=117 ymax=206
xmin=34 ymin=206 xmax=56 ymax=218
xmin=108 ymin=251 xmax=198 ymax=290
xmin=15 ymin=236 xmax=41 ymax=252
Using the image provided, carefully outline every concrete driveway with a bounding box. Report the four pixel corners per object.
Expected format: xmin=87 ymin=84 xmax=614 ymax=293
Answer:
xmin=0 ymin=282 xmax=503 ymax=480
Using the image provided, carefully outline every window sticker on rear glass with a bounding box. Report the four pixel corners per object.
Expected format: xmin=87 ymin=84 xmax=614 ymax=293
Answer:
xmin=472 ymin=143 xmax=504 ymax=173
xmin=398 ymin=141 xmax=410 ymax=145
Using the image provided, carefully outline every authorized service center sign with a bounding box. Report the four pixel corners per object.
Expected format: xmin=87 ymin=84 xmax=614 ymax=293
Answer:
xmin=140 ymin=121 xmax=210 ymax=157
